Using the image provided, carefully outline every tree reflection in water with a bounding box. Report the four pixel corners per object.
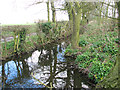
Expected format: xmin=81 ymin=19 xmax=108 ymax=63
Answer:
xmin=1 ymin=40 xmax=93 ymax=89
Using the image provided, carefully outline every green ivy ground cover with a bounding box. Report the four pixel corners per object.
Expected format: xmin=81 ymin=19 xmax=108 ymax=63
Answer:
xmin=65 ymin=19 xmax=118 ymax=83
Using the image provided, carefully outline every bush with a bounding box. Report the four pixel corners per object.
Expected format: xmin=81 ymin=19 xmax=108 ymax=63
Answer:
xmin=41 ymin=22 xmax=53 ymax=35
xmin=2 ymin=41 xmax=14 ymax=50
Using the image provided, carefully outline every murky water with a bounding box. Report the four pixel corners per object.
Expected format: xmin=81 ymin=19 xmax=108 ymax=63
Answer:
xmin=0 ymin=38 xmax=95 ymax=89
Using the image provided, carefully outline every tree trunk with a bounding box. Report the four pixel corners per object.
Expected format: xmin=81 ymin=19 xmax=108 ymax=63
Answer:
xmin=117 ymin=3 xmax=120 ymax=82
xmin=99 ymin=2 xmax=103 ymax=24
xmin=67 ymin=2 xmax=73 ymax=21
xmin=47 ymin=1 xmax=50 ymax=22
xmin=106 ymin=2 xmax=109 ymax=17
xmin=71 ymin=8 xmax=81 ymax=49
xmin=51 ymin=2 xmax=55 ymax=23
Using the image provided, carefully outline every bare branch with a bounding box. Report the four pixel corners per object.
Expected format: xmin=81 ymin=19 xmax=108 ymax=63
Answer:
xmin=92 ymin=13 xmax=119 ymax=20
xmin=103 ymin=2 xmax=117 ymax=8
xmin=28 ymin=1 xmax=44 ymax=7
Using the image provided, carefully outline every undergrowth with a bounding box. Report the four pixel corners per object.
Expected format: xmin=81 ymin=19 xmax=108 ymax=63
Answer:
xmin=1 ymin=21 xmax=68 ymax=58
xmin=65 ymin=19 xmax=118 ymax=83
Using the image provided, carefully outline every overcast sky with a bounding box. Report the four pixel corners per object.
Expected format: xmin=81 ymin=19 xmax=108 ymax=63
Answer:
xmin=0 ymin=0 xmax=68 ymax=25
xmin=0 ymin=0 xmax=117 ymax=25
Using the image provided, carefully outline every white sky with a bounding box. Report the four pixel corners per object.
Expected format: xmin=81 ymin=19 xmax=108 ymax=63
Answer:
xmin=0 ymin=0 xmax=69 ymax=24
xmin=0 ymin=0 xmax=117 ymax=25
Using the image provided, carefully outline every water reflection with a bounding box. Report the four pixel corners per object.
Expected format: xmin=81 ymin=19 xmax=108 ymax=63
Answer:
xmin=1 ymin=40 xmax=94 ymax=89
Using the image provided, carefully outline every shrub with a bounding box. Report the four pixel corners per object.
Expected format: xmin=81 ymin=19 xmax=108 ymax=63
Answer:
xmin=41 ymin=22 xmax=53 ymax=35
xmin=2 ymin=41 xmax=14 ymax=50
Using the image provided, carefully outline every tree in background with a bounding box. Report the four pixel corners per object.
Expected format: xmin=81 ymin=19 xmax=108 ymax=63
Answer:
xmin=51 ymin=1 xmax=56 ymax=23
xmin=64 ymin=2 xmax=98 ymax=49
xmin=47 ymin=0 xmax=50 ymax=22
xmin=30 ymin=0 xmax=50 ymax=22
